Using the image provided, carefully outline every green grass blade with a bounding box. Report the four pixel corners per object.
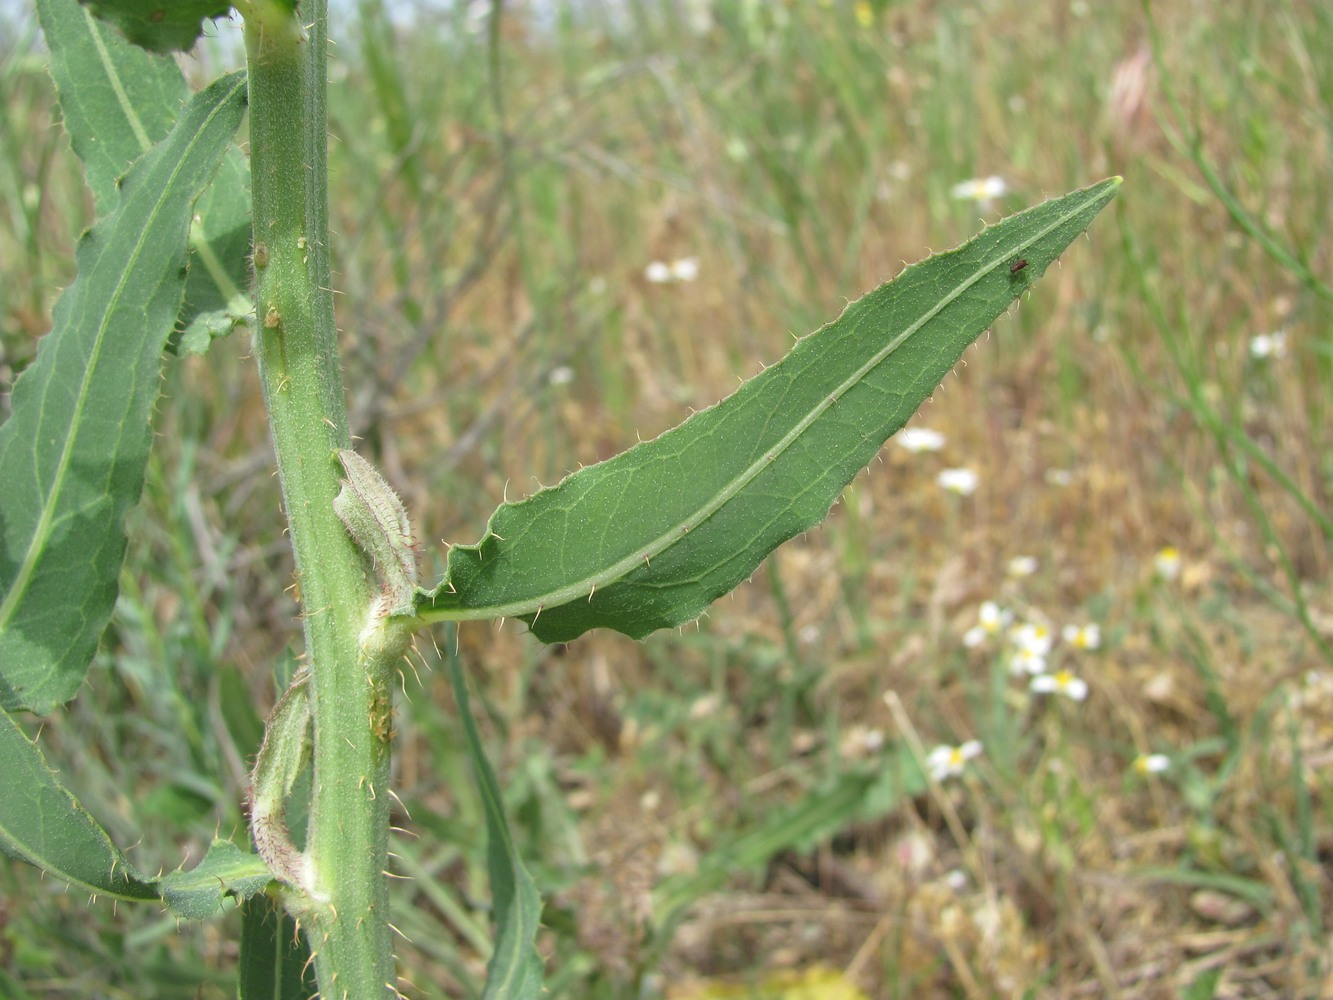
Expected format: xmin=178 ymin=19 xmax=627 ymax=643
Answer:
xmin=1180 ymin=967 xmax=1223 ymax=1000
xmin=0 ymin=706 xmax=158 ymax=901
xmin=159 ymin=839 xmax=274 ymax=920
xmin=652 ymin=770 xmax=877 ymax=933
xmin=0 ymin=72 xmax=247 ymax=713
xmin=652 ymin=753 xmax=925 ymax=939
xmin=445 ymin=635 xmax=545 ymax=1000
xmin=419 ymin=178 xmax=1121 ymax=640
xmin=239 ymin=892 xmax=317 ymax=1000
xmin=1133 ymin=866 xmax=1275 ymax=912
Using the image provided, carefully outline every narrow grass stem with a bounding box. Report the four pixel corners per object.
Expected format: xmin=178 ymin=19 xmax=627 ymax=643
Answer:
xmin=242 ymin=2 xmax=400 ymax=995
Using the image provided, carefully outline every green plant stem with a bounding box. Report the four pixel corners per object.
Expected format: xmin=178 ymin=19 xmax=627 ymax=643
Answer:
xmin=241 ymin=1 xmax=399 ymax=995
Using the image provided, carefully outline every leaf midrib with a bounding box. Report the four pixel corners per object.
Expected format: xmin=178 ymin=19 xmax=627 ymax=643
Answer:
xmin=85 ymin=4 xmax=154 ymax=154
xmin=0 ymin=78 xmax=246 ymax=664
xmin=87 ymin=6 xmax=250 ymax=324
xmin=433 ymin=204 xmax=1075 ymax=624
xmin=0 ymin=716 xmax=156 ymax=900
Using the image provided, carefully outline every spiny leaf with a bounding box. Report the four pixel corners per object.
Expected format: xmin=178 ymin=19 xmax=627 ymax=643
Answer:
xmin=38 ymin=0 xmax=254 ymax=351
xmin=0 ymin=72 xmax=248 ymax=713
xmin=0 ymin=707 xmax=158 ymax=901
xmin=159 ymin=839 xmax=274 ymax=919
xmin=417 ymin=178 xmax=1120 ymax=641
xmin=37 ymin=0 xmax=185 ymax=216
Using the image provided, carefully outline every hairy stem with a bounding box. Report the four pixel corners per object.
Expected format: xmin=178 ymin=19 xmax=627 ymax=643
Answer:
xmin=241 ymin=1 xmax=399 ymax=995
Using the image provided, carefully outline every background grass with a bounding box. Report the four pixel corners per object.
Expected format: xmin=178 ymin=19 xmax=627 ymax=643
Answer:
xmin=1 ymin=0 xmax=1331 ymax=997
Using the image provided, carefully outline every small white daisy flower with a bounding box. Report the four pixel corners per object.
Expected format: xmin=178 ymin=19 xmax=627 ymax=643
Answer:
xmin=645 ymin=257 xmax=700 ymax=284
xmin=1011 ymin=622 xmax=1054 ymax=658
xmin=1062 ymin=623 xmax=1101 ymax=650
xmin=1031 ymin=670 xmax=1089 ymax=701
xmin=937 ymin=467 xmax=978 ymax=496
xmin=926 ymin=740 xmax=983 ymax=781
xmin=645 ymin=260 xmax=672 ymax=283
xmin=897 ymin=427 xmax=946 ymax=453
xmin=1007 ymin=555 xmax=1038 ymax=578
xmin=950 ymin=176 xmax=1008 ymax=202
xmin=1154 ymin=546 xmax=1181 ymax=581
xmin=669 ymin=256 xmax=700 ymax=282
xmin=1133 ymin=753 xmax=1170 ymax=775
xmin=1249 ymin=331 xmax=1288 ymax=360
xmin=964 ymin=600 xmax=1011 ymax=647
xmin=1009 ymin=648 xmax=1048 ymax=676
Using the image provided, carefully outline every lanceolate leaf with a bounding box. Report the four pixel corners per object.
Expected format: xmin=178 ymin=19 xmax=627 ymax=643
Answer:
xmin=0 ymin=707 xmax=157 ymax=901
xmin=38 ymin=0 xmax=255 ymax=351
xmin=418 ymin=178 xmax=1120 ymax=640
xmin=0 ymin=697 xmax=270 ymax=920
xmin=0 ymin=72 xmax=248 ymax=713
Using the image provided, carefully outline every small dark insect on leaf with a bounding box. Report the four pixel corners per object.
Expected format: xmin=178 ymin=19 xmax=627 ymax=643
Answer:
xmin=1010 ymin=258 xmax=1029 ymax=274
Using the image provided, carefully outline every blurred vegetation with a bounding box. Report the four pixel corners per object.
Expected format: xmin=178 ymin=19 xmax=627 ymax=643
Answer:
xmin=1 ymin=0 xmax=1330 ymax=996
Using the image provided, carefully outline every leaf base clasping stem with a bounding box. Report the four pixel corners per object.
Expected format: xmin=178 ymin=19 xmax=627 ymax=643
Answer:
xmin=240 ymin=1 xmax=409 ymax=995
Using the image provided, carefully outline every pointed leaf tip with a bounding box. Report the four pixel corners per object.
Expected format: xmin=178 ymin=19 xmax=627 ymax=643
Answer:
xmin=417 ymin=179 xmax=1120 ymax=643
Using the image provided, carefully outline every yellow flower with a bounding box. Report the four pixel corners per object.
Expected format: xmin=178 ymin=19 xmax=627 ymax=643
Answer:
xmin=854 ymin=1 xmax=874 ymax=27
